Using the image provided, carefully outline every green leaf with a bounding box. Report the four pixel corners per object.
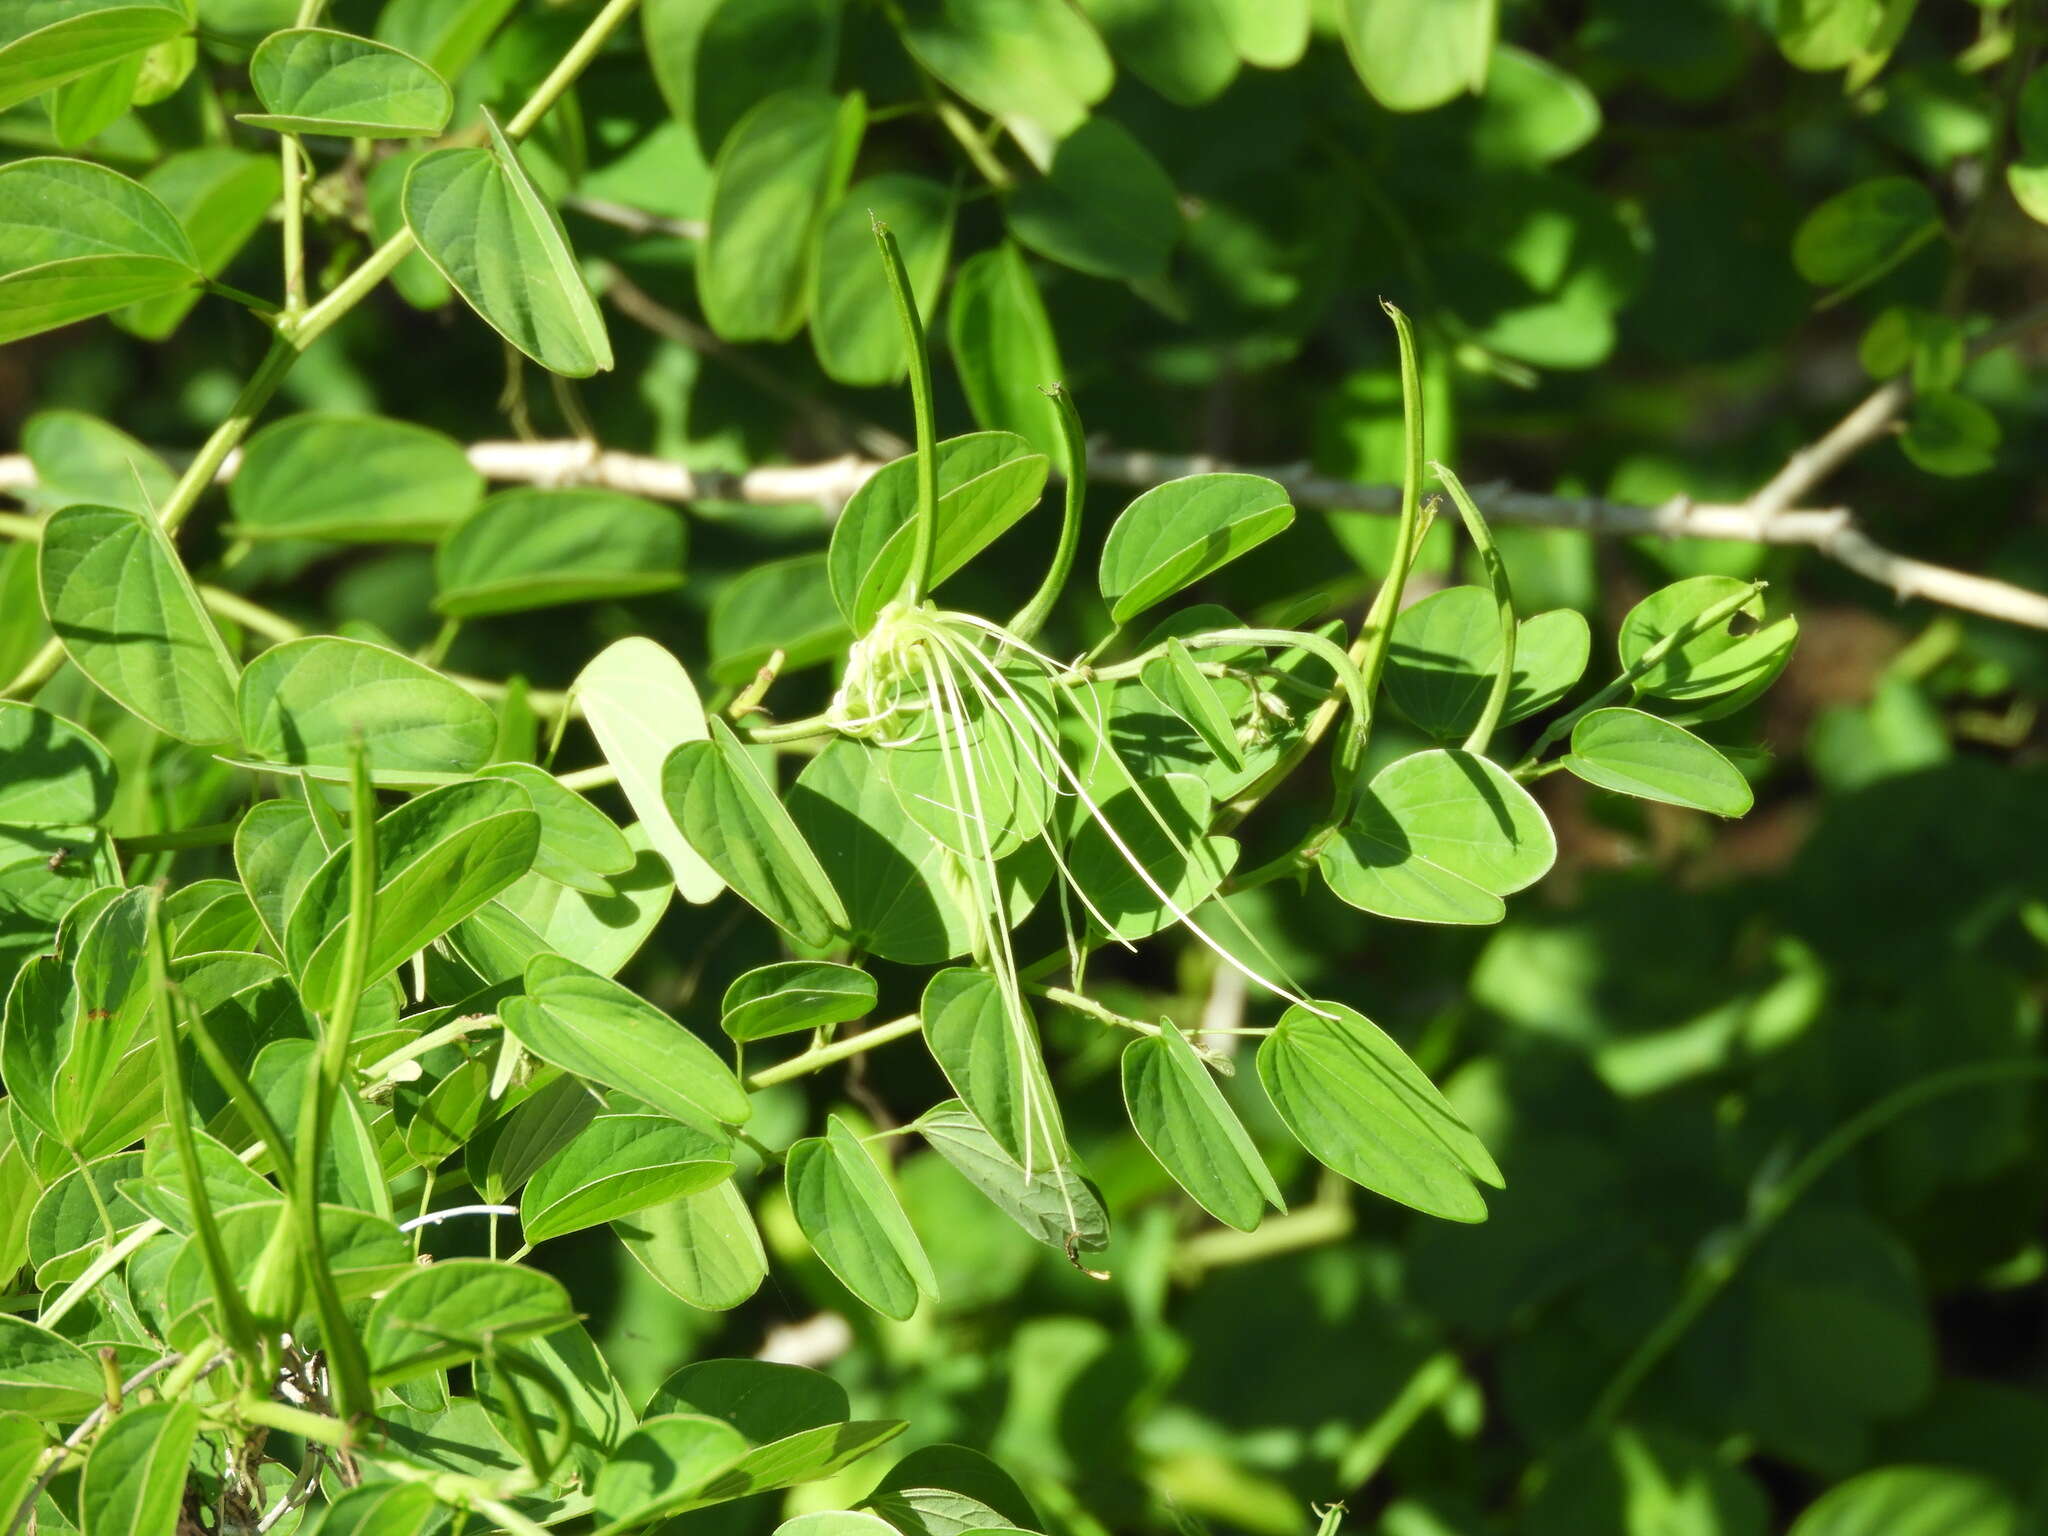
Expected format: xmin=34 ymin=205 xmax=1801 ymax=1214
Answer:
xmin=1619 ymin=577 xmax=1797 ymax=702
xmin=0 ymin=1313 xmax=102 ymax=1418
xmin=0 ymin=1418 xmax=47 ymax=1536
xmin=1213 ymin=0 xmax=1307 ymax=68
xmin=593 ymin=1414 xmax=750 ymax=1532
xmin=917 ymin=1099 xmax=1108 ymax=1254
xmin=1787 ymin=1467 xmax=2021 ymax=1536
xmin=1099 ymin=473 xmax=1294 ymax=623
xmin=788 ymin=1114 xmax=939 ymax=1320
xmin=240 ymin=28 xmax=450 ymax=137
xmin=922 ymin=968 xmax=1063 ymax=1174
xmin=1473 ymin=45 xmax=1601 ymax=166
xmin=286 ymin=778 xmax=539 ymax=1010
xmin=893 ymin=0 xmax=1112 ymax=144
xmin=403 ymin=110 xmax=613 ymax=376
xmin=39 ymin=502 xmax=240 ymax=746
xmin=613 ymin=1180 xmax=765 ymax=1311
xmin=19 ymin=409 xmax=174 ymax=515
xmin=227 ymin=414 xmax=483 ymax=542
xmin=1121 ymin=1019 xmax=1283 ymax=1233
xmin=646 ymin=1361 xmax=906 ymax=1502
xmin=1319 ymin=748 xmax=1555 ymax=926
xmin=642 ymin=0 xmax=840 ymax=158
xmin=881 ymin=665 xmax=1058 ymax=862
xmin=1338 ymin=0 xmax=1492 ymax=112
xmin=947 ymin=243 xmax=1066 ymax=467
xmin=775 ymin=1514 xmax=901 ymax=1536
xmin=1075 ymin=0 xmax=1238 ymax=107
xmin=452 ymin=838 xmax=672 ymax=981
xmin=1561 ymin=707 xmax=1753 ymax=816
xmin=234 ymin=799 xmax=328 ymax=954
xmin=707 ymin=552 xmax=849 ymax=688
xmin=79 ymin=1401 xmax=199 ymax=1536
xmin=1257 ymin=1000 xmax=1500 ymax=1222
xmin=312 ymin=1481 xmax=447 ymax=1536
xmin=476 ymin=762 xmax=633 ymax=895
xmin=827 ymin=432 xmax=1049 ymax=633
xmin=473 ymin=1321 xmax=635 ymax=1488
xmin=0 ymin=0 xmax=192 ymax=115
xmin=698 ymin=88 xmax=864 ymax=342
xmin=48 ymin=52 xmax=145 ymax=151
xmin=0 ymin=158 xmax=199 ymax=343
xmin=1776 ymin=0 xmax=1885 ymax=72
xmin=238 ymin=635 xmax=497 ymax=779
xmin=722 ymin=960 xmax=876 ymax=1042
xmin=521 ymin=1113 xmax=735 ymax=1244
xmin=0 ymin=701 xmax=115 ymax=824
xmin=374 ymin=0 xmax=518 ymax=80
xmin=866 ymin=1444 xmax=1039 ymax=1536
xmin=120 ymin=148 xmax=281 ymax=339
xmin=2007 ymin=65 xmax=2048 ymax=225
xmin=663 ymin=718 xmax=848 ymax=947
xmin=434 ymin=488 xmax=684 ymax=618
xmin=1901 ymin=391 xmax=2000 ymax=477
xmin=363 ymin=1258 xmax=576 ymax=1384
xmin=1792 ymin=177 xmax=1941 ymax=296
xmin=504 ymin=953 xmax=751 ymax=1127
xmin=811 ymin=173 xmax=955 ymax=386
xmin=1007 ymin=116 xmax=1180 ymax=281
xmin=1386 ymin=587 xmax=1591 ymax=739
xmin=1065 ymin=772 xmax=1235 ymax=941
xmin=1523 ymin=1427 xmax=1768 ymax=1536
xmin=1140 ymin=638 xmax=1244 ymax=774
xmin=576 ymin=638 xmax=721 ymax=904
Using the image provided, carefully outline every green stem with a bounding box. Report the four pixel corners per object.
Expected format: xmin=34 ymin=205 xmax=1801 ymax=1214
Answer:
xmin=1008 ymin=383 xmax=1086 ymax=641
xmin=1430 ymin=463 xmax=1514 ymax=756
xmin=1336 ymin=1350 xmax=1463 ymax=1489
xmin=1183 ymin=629 xmax=1372 ymax=749
xmin=117 ymin=820 xmax=240 ymax=853
xmin=746 ymin=1014 xmax=922 ymax=1089
xmin=875 ymin=218 xmax=940 ymax=606
xmin=1590 ymin=1058 xmax=2048 ymax=1426
xmin=1355 ymin=302 xmax=1428 ymax=739
xmin=234 ymin=1395 xmax=351 ymax=1446
xmin=1175 ymin=1180 xmax=1352 ymax=1277
xmin=281 ymin=134 xmax=308 ymax=314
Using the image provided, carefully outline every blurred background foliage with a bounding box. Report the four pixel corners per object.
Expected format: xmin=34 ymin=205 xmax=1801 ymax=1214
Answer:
xmin=6 ymin=0 xmax=2048 ymax=1533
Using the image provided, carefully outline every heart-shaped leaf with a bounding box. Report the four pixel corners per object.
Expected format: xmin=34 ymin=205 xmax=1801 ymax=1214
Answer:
xmin=1386 ymin=586 xmax=1591 ymax=739
xmin=475 ymin=762 xmax=634 ymax=895
xmin=1140 ymin=638 xmax=1245 ymax=774
xmin=613 ymin=1181 xmax=765 ymax=1311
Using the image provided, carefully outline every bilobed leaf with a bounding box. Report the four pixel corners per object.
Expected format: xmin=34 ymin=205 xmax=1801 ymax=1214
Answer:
xmin=882 ymin=667 xmax=1058 ymax=861
xmin=120 ymin=148 xmax=281 ymax=339
xmin=812 ymin=173 xmax=955 ymax=386
xmin=403 ymin=110 xmax=612 ymax=376
xmin=468 ymin=1073 xmax=601 ymax=1205
xmin=1213 ymin=0 xmax=1307 ymax=67
xmin=593 ymin=1414 xmax=751 ymax=1533
xmin=472 ymin=1321 xmax=635 ymax=1487
xmin=663 ymin=719 xmax=848 ymax=947
xmin=1099 ymin=474 xmax=1294 ymax=623
xmin=374 ymin=0 xmax=518 ymax=80
xmin=240 ymin=28 xmax=450 ymax=136
xmin=722 ymin=960 xmax=876 ymax=1042
xmin=647 ymin=1361 xmax=904 ymax=1502
xmin=1792 ymin=177 xmax=1940 ymax=297
xmin=314 ymin=1482 xmax=447 ymax=1536
xmin=0 ymin=158 xmax=199 ymax=343
xmin=707 ymin=553 xmax=849 ymax=687
xmin=1319 ymin=749 xmax=1555 ymax=926
xmin=576 ymin=638 xmax=722 ymax=903
xmin=0 ymin=0 xmax=192 ymax=116
xmin=1076 ymin=0 xmax=1238 ymax=106
xmin=79 ymin=1400 xmax=198 ymax=1536
xmin=947 ymin=244 xmax=1065 ymax=466
xmin=1258 ymin=1000 xmax=1501 ymax=1222
xmin=1786 ymin=1466 xmax=2021 ymax=1536
xmin=48 ymin=52 xmax=145 ymax=151
xmin=1386 ymin=587 xmax=1591 ymax=739
xmin=284 ymin=778 xmax=539 ymax=1009
xmin=39 ymin=502 xmax=240 ymax=746
xmin=1901 ymin=391 xmax=2000 ymax=477
xmin=613 ymin=1180 xmax=766 ymax=1311
xmin=1619 ymin=577 xmax=1797 ymax=702
xmin=504 ymin=953 xmax=751 ymax=1127
xmin=0 ymin=1314 xmax=103 ymax=1418
xmin=1121 ymin=1019 xmax=1283 ymax=1232
xmin=828 ymin=432 xmax=1049 ymax=633
xmin=1064 ymin=773 xmax=1235 ymax=941
xmin=917 ymin=1100 xmax=1108 ymax=1253
xmin=1007 ymin=116 xmax=1180 ymax=281
xmin=699 ymin=88 xmax=864 ymax=342
xmin=0 ymin=702 xmax=115 ymax=824
xmin=228 ymin=414 xmax=482 ymax=542
xmin=435 ymin=489 xmax=685 ymax=617
xmin=866 ymin=1443 xmax=1039 ymax=1536
xmin=1140 ymin=638 xmax=1244 ymax=774
xmin=453 ymin=838 xmax=672 ymax=981
xmin=363 ymin=1258 xmax=576 ymax=1384
xmin=642 ymin=0 xmax=840 ymax=158
xmin=238 ymin=635 xmax=497 ymax=780
xmin=234 ymin=799 xmax=328 ymax=954
xmin=893 ymin=0 xmax=1112 ymax=146
xmin=19 ymin=409 xmax=175 ymax=515
xmin=1338 ymin=0 xmax=1493 ymax=112
xmin=476 ymin=762 xmax=634 ymax=895
xmin=521 ymin=1114 xmax=735 ymax=1244
xmin=787 ymin=1114 xmax=938 ymax=1320
xmin=1561 ymin=707 xmax=1753 ymax=816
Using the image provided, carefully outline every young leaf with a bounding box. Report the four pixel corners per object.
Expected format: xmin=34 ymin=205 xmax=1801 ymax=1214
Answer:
xmin=1318 ymin=748 xmax=1556 ymax=925
xmin=79 ymin=1399 xmax=199 ymax=1536
xmin=476 ymin=762 xmax=634 ymax=895
xmin=1257 ymin=1000 xmax=1501 ymax=1222
xmin=1560 ymin=707 xmax=1754 ymax=816
xmin=663 ymin=718 xmax=848 ymax=948
xmin=1007 ymin=117 xmax=1181 ymax=281
xmin=39 ymin=503 xmax=241 ymax=745
xmin=435 ymin=489 xmax=686 ymax=618
xmin=403 ymin=110 xmax=613 ymax=376
xmin=613 ymin=1180 xmax=766 ymax=1311
xmin=240 ymin=28 xmax=450 ymax=137
xmin=239 ymin=635 xmax=497 ymax=780
xmin=576 ymin=637 xmax=722 ymax=904
xmin=284 ymin=778 xmax=540 ymax=1009
xmin=1099 ymin=474 xmax=1294 ymax=623
xmin=811 ymin=173 xmax=955 ymax=386
xmin=787 ymin=1114 xmax=939 ymax=1320
xmin=363 ymin=1258 xmax=576 ymax=1384
xmin=1140 ymin=638 xmax=1245 ymax=774
xmin=503 ymin=953 xmax=751 ymax=1127
xmin=227 ymin=413 xmax=483 ymax=543
xmin=0 ymin=0 xmax=192 ymax=115
xmin=916 ymin=1100 xmax=1108 ymax=1254
xmin=521 ymin=1114 xmax=735 ymax=1244
xmin=1619 ymin=576 xmax=1797 ymax=703
xmin=698 ymin=89 xmax=865 ymax=342
xmin=722 ymin=960 xmax=876 ymax=1042
xmin=0 ymin=158 xmax=200 ymax=343
xmin=1121 ymin=1019 xmax=1284 ymax=1232
xmin=947 ymin=243 xmax=1066 ymax=467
